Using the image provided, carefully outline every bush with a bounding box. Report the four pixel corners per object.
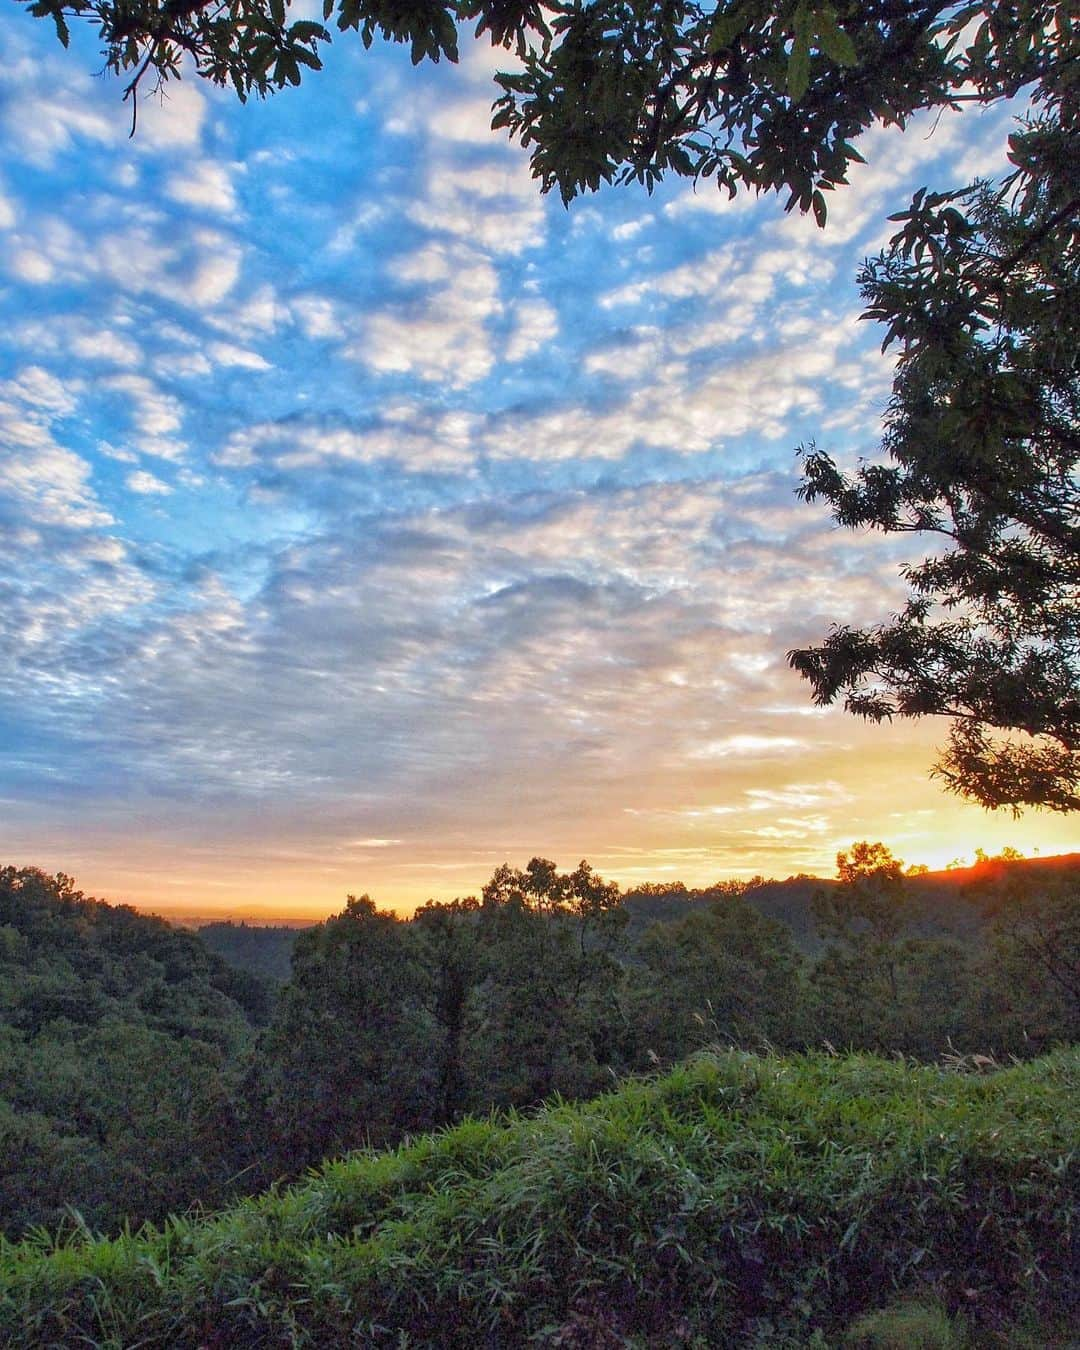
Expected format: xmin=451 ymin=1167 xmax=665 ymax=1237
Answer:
xmin=0 ymin=1049 xmax=1075 ymax=1347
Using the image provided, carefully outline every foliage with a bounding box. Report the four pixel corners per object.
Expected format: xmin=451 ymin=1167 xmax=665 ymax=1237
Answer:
xmin=0 ymin=1049 xmax=1074 ymax=1347
xmin=0 ymin=867 xmax=263 ymax=1238
xmin=253 ymin=859 xmax=632 ymax=1174
xmin=409 ymin=896 xmax=487 ymax=1123
xmin=198 ymin=921 xmax=305 ymax=986
xmin=628 ymin=896 xmax=803 ymax=1061
xmin=804 ymin=843 xmax=1070 ymax=1058
xmin=255 ymin=894 xmax=437 ymax=1171
xmin=1 ymin=852 xmax=1077 ymax=1244
xmin=17 ymin=1 xmax=1069 ymax=219
xmin=843 ymin=1299 xmax=966 ymax=1349
xmin=790 ymin=107 xmax=1080 ymax=812
xmin=964 ymin=864 xmax=1080 ymax=1054
xmin=470 ymin=858 xmax=629 ymax=1106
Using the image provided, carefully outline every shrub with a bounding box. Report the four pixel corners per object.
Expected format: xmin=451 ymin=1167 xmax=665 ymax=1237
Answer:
xmin=0 ymin=1049 xmax=1075 ymax=1347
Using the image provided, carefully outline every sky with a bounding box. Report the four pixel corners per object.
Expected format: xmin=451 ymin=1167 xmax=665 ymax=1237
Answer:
xmin=1 ymin=10 xmax=1076 ymax=922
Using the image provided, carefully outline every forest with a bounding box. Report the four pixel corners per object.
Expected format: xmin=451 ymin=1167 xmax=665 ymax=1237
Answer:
xmin=1 ymin=849 xmax=1075 ymax=1244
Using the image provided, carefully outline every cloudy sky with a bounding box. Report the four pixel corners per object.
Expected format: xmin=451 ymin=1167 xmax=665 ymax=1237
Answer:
xmin=1 ymin=11 xmax=1075 ymax=920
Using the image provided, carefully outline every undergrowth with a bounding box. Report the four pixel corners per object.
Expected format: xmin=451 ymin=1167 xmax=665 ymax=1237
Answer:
xmin=0 ymin=1049 xmax=1075 ymax=1347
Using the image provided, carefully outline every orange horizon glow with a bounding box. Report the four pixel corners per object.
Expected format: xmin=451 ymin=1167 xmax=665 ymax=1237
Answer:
xmin=15 ymin=789 xmax=1077 ymax=928
xmin=6 ymin=642 xmax=1076 ymax=929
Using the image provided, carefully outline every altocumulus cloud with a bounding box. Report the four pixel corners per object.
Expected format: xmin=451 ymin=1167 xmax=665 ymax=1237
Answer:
xmin=2 ymin=4 xmax=1072 ymax=909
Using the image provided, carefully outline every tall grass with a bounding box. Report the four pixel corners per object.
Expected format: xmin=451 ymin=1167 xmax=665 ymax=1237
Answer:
xmin=1 ymin=1049 xmax=1075 ymax=1347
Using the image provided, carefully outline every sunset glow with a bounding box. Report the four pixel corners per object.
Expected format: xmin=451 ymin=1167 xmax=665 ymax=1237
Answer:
xmin=1 ymin=15 xmax=1075 ymax=922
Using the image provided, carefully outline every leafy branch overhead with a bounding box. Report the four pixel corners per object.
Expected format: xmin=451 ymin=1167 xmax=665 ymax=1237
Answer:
xmin=18 ymin=1 xmax=1065 ymax=214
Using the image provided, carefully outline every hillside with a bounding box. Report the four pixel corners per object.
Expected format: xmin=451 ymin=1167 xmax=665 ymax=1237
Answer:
xmin=1 ymin=1049 xmax=1075 ymax=1348
xmin=0 ymin=867 xmax=269 ymax=1236
xmin=184 ymin=855 xmax=1080 ymax=978
xmin=625 ymin=852 xmax=1080 ymax=954
xmin=197 ymin=920 xmax=307 ymax=983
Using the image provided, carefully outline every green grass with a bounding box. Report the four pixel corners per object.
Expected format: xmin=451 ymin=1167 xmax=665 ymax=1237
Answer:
xmin=0 ymin=1050 xmax=1075 ymax=1347
xmin=844 ymin=1299 xmax=966 ymax=1348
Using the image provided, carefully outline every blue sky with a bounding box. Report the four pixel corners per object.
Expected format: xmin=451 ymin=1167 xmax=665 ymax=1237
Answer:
xmin=1 ymin=9 xmax=1075 ymax=918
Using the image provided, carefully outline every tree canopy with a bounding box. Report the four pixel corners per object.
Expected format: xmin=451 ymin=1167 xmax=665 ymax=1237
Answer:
xmin=21 ymin=1 xmax=1070 ymax=213
xmin=21 ymin=0 xmax=1079 ymax=812
xmin=1 ymin=853 xmax=1077 ymax=1237
xmin=789 ymin=109 xmax=1079 ymax=812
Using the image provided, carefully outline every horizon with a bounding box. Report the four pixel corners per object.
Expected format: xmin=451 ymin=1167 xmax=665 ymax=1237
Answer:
xmin=1 ymin=13 xmax=1076 ymax=919
xmin=13 ymin=846 xmax=1078 ymax=929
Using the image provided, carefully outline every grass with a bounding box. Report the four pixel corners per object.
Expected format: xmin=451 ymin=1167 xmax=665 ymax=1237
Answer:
xmin=0 ymin=1049 xmax=1075 ymax=1347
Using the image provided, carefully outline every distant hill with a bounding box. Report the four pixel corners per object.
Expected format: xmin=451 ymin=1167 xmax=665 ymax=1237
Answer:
xmin=624 ymin=852 xmax=1080 ymax=954
xmin=0 ymin=866 xmax=271 ymax=1032
xmin=198 ymin=919 xmax=309 ymax=983
xmin=0 ymin=866 xmax=270 ymax=1237
xmin=190 ymin=855 xmax=1080 ymax=975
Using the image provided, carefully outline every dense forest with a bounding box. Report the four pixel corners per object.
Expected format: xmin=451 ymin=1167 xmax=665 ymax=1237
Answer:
xmin=0 ymin=849 xmax=1075 ymax=1246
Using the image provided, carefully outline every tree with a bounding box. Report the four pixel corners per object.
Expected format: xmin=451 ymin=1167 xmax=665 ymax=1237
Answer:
xmin=0 ymin=866 xmax=260 ymax=1236
xmin=628 ymin=895 xmax=803 ymax=1063
xmin=809 ymin=842 xmax=976 ymax=1053
xmin=471 ymin=858 xmax=629 ymax=1106
xmin=409 ymin=896 xmax=487 ymax=1123
xmin=967 ymin=863 xmax=1080 ymax=1050
xmin=20 ymin=1 xmax=1063 ymax=216
xmin=812 ymin=842 xmax=910 ymax=997
xmin=258 ymin=895 xmax=436 ymax=1169
xmin=789 ymin=109 xmax=1079 ymax=812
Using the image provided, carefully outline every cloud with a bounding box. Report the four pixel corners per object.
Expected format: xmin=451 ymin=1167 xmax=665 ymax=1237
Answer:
xmin=70 ymin=329 xmax=142 ymax=367
xmin=350 ymin=244 xmax=501 ymax=386
xmin=126 ymin=469 xmax=173 ymax=495
xmin=27 ymin=476 xmax=902 ymax=809
xmin=100 ymin=374 xmax=186 ymax=458
xmin=480 ymin=318 xmax=859 ymax=463
xmin=505 ymin=299 xmax=558 ymax=362
xmin=207 ymin=284 xmax=281 ymax=339
xmin=1 ymin=365 xmax=80 ymax=415
xmin=164 ymin=159 xmax=237 ymax=214
xmin=5 ymin=25 xmax=1064 ymax=910
xmin=0 ymin=183 xmax=16 ymax=231
xmin=0 ymin=425 xmax=109 ymax=530
xmin=6 ymin=207 xmax=245 ymax=317
xmin=291 ymin=294 xmax=345 ymax=340
xmin=691 ymin=735 xmax=807 ymax=759
xmin=0 ymin=51 xmax=120 ymax=166
xmin=133 ymin=79 xmax=208 ymax=151
xmin=7 ymin=246 xmax=55 ymax=283
xmin=427 ymin=95 xmax=500 ymax=144
xmin=208 ymin=341 xmax=271 ymax=370
xmin=216 ymin=409 xmax=477 ymax=475
xmin=408 ymin=159 xmax=546 ymax=255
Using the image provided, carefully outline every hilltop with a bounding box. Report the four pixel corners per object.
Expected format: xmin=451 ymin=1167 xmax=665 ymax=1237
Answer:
xmin=2 ymin=852 xmax=1074 ymax=1251
xmin=193 ymin=853 xmax=1080 ymax=981
xmin=0 ymin=866 xmax=270 ymax=1236
xmin=616 ymin=851 xmax=1080 ymax=955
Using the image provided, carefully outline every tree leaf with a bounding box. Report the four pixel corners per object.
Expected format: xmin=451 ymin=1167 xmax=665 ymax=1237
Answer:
xmin=708 ymin=5 xmax=747 ymax=54
xmin=814 ymin=9 xmax=858 ymax=66
xmin=788 ymin=32 xmax=811 ymax=103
